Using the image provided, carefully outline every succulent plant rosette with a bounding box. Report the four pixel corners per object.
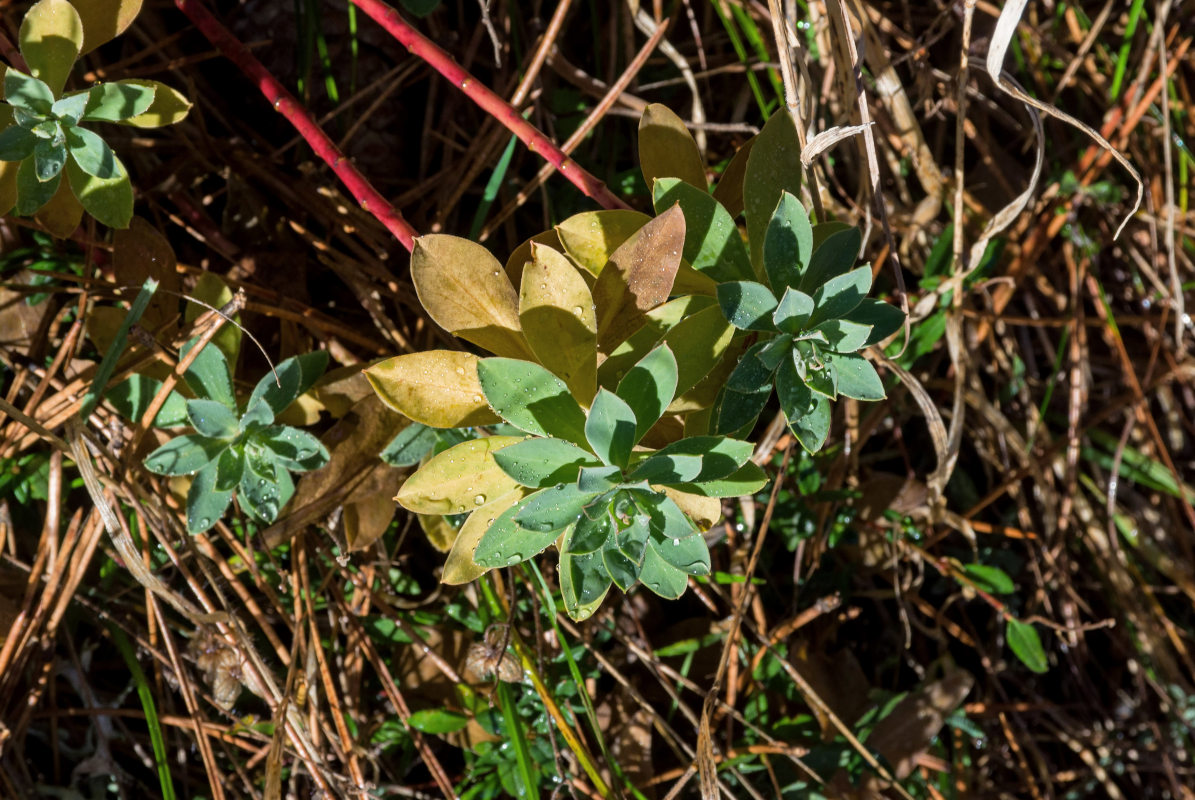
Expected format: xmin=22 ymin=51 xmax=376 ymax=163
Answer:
xmin=0 ymin=0 xmax=191 ymax=234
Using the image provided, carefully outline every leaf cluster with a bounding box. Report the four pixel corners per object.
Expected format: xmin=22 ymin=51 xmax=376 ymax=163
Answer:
xmin=108 ymin=342 xmax=329 ymax=533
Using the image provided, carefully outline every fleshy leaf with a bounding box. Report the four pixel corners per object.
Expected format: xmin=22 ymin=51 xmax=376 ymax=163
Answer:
xmin=844 ymin=298 xmax=904 ymax=346
xmin=616 ymin=343 xmax=677 ymax=443
xmin=717 ymin=281 xmax=778 ymax=331
xmin=441 ymin=489 xmax=523 ymax=584
xmin=592 ymin=205 xmax=685 ymax=353
xmin=778 ymin=357 xmax=831 ymax=452
xmin=365 ymin=351 xmax=498 ymax=428
xmin=559 ymin=549 xmax=612 ymax=621
xmin=379 ymin=422 xmax=438 ymax=468
xmin=105 ymin=374 xmax=188 ymax=427
xmin=602 ymin=535 xmax=641 ymax=592
xmin=626 ymin=453 xmax=702 ymax=484
xmin=638 ymin=103 xmax=706 ymax=190
xmin=394 ymin=435 xmax=522 ymax=516
xmin=19 ymin=0 xmax=83 ymax=96
xmin=585 ymin=388 xmax=637 ymax=468
xmin=710 ymin=135 xmax=754 ymax=218
xmin=51 ymin=91 xmax=88 ymax=124
xmin=186 ymin=458 xmax=233 ymax=534
xmin=492 ymin=437 xmax=600 ymax=488
xmin=116 ymin=79 xmax=191 ymax=127
xmin=649 ymin=526 xmax=710 ymax=574
xmin=65 ymin=125 xmax=118 ymax=178
xmin=255 ymin=425 xmax=329 ymax=472
xmin=672 ymin=462 xmax=769 ymax=498
xmin=772 ymin=287 xmax=814 ymax=334
xmin=248 ymin=350 xmax=328 ymax=417
xmin=0 ymin=125 xmax=38 ymax=162
xmin=832 ymin=352 xmax=885 ymax=400
xmin=567 ymin=510 xmax=613 ymax=554
xmin=477 ymin=357 xmax=589 ymax=447
xmin=4 ymin=70 xmax=54 ymax=115
xmin=411 ymin=234 xmax=533 ymax=359
xmin=635 ymin=436 xmax=753 ymax=481
xmin=653 ymin=177 xmax=753 ymax=282
xmin=577 ymin=465 xmax=622 ymax=494
xmin=638 ymin=543 xmax=690 ymax=599
xmin=809 ymin=265 xmax=872 ymax=326
xmin=238 ymin=453 xmax=294 ymax=523
xmin=811 ymin=318 xmax=871 ymax=353
xmin=143 ymin=434 xmax=226 ymax=476
xmin=213 ymin=446 xmax=244 ymax=492
xmin=32 ymin=171 xmax=82 ymax=235
xmin=472 ymin=497 xmax=565 ymax=569
xmin=81 ymin=81 xmax=155 ymax=122
xmin=660 ymin=303 xmax=735 ymax=401
xmin=555 ymin=209 xmax=650 ymax=277
xmin=185 ymin=398 xmax=238 ymax=439
xmin=744 ymin=109 xmax=803 ymax=275
xmin=763 ymin=191 xmax=814 ymax=291
xmin=180 ymin=337 xmax=235 ymax=408
xmin=33 ymin=138 xmax=66 ymax=181
xmin=513 ymin=483 xmax=598 ymax=532
xmin=801 ymin=225 xmax=862 ymax=293
xmin=16 ymin=158 xmax=60 ymax=215
xmin=66 ymin=157 xmax=132 ymax=228
xmin=519 ymin=243 xmax=597 ymax=401
xmin=70 ymin=0 xmax=143 ymax=54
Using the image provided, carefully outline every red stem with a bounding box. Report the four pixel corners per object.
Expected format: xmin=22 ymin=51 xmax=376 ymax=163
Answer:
xmin=174 ymin=0 xmax=420 ymax=252
xmin=349 ymin=0 xmax=631 ymax=212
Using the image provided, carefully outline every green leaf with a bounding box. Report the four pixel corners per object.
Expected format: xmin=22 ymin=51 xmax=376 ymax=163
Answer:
xmin=844 ymin=299 xmax=904 ymax=346
xmin=772 ymin=287 xmax=814 ymax=334
xmin=473 ymin=498 xmax=563 ymax=568
xmin=254 ymin=425 xmax=329 ymax=472
xmin=615 ymin=510 xmax=652 ymax=561
xmin=710 ymin=135 xmax=753 ymax=218
xmin=180 ymin=337 xmax=235 ymax=408
xmin=567 ymin=507 xmax=613 ymax=553
xmin=756 ymin=335 xmax=792 ymax=371
xmin=963 ymin=563 xmax=1015 ymax=595
xmin=725 ymin=339 xmax=776 ymax=394
xmin=643 ymin=495 xmax=697 ymax=539
xmin=380 ymin=423 xmax=438 ymax=468
xmin=116 ymin=80 xmax=191 ymax=128
xmin=66 ymin=157 xmax=132 ymax=228
xmin=717 ymin=281 xmax=779 ymax=331
xmin=810 ymin=318 xmax=871 ymax=352
xmin=638 ymin=542 xmax=690 ymax=599
xmin=477 ymin=357 xmax=588 ymax=448
xmin=19 ymin=0 xmax=83 ymax=96
xmin=649 ymin=526 xmax=710 ymax=574
xmin=778 ymin=357 xmax=830 ymax=452
xmin=602 ymin=534 xmax=642 ymax=591
xmin=763 ymin=191 xmax=813 ymax=291
xmin=616 ymin=343 xmax=677 ymax=443
xmin=213 ymin=446 xmax=244 ymax=492
xmin=585 ymin=388 xmax=637 ymax=468
xmin=673 ymin=462 xmax=768 ymax=498
xmin=186 ymin=457 xmax=233 ymax=534
xmin=513 ymin=483 xmax=597 ymax=533
xmin=238 ymin=398 xmax=273 ymax=432
xmin=714 ymin=386 xmax=770 ymax=437
xmin=16 ymin=157 xmax=60 ymax=215
xmin=82 ymin=81 xmax=156 ymax=122
xmin=33 ymin=137 xmax=66 ymax=181
xmin=185 ymin=398 xmax=238 ymax=439
xmin=559 ymin=549 xmax=612 ymax=621
xmin=809 ymin=265 xmax=872 ymax=326
xmin=0 ymin=125 xmax=38 ymax=162
xmin=627 ymin=453 xmax=703 ymax=484
xmin=744 ymin=109 xmax=803 ymax=275
xmin=247 ymin=350 xmax=328 ymax=417
xmin=51 ymin=92 xmax=88 ymax=125
xmin=801 ymin=226 xmax=862 ymax=292
xmin=577 ymin=465 xmax=622 ymax=494
xmin=105 ymin=375 xmax=188 ymax=427
xmin=408 ymin=709 xmax=469 ymax=735
xmin=638 ymin=104 xmax=707 ymax=190
xmin=832 ymin=352 xmax=885 ymax=401
xmin=801 ymin=349 xmax=838 ymax=399
xmin=144 ymin=434 xmax=226 ymax=476
xmin=660 ymin=303 xmax=735 ymax=399
xmin=4 ymin=70 xmax=54 ymax=115
xmin=652 ymin=178 xmax=753 ymax=282
xmin=636 ymin=436 xmax=753 ymax=481
xmin=65 ymin=125 xmax=118 ymax=179
xmin=493 ymin=437 xmax=600 ymax=488
xmin=238 ymin=453 xmax=294 ymax=523
xmin=1006 ymin=619 xmax=1048 ymax=673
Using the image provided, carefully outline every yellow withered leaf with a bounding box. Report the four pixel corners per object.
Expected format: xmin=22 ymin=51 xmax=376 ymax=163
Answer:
xmin=395 ymin=436 xmax=523 ymax=516
xmin=519 ymin=244 xmax=597 ymax=403
xmin=120 ymin=79 xmax=191 ymax=127
xmin=365 ymin=350 xmax=499 ymax=428
xmin=70 ymin=0 xmax=141 ymax=54
xmin=555 ymin=209 xmax=650 ymax=276
xmin=412 ymin=234 xmax=533 ymax=360
xmin=441 ymin=489 xmax=524 ymax=585
xmin=663 ymin=486 xmax=721 ymax=531
xmin=19 ymin=0 xmax=83 ymax=96
xmin=504 ymin=228 xmax=563 ymax=288
xmin=638 ymin=103 xmax=707 ymax=191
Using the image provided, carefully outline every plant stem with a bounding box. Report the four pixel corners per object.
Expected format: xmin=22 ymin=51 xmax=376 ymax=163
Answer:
xmin=348 ymin=0 xmax=631 ymax=212
xmin=173 ymin=0 xmax=420 ymax=252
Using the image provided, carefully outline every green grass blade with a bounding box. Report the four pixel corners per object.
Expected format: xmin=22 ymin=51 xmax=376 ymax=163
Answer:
xmin=108 ymin=623 xmax=176 ymax=800
xmin=468 ymin=133 xmax=518 ymax=240
xmin=1108 ymin=0 xmax=1146 ymax=102
xmin=79 ymin=278 xmax=158 ymax=421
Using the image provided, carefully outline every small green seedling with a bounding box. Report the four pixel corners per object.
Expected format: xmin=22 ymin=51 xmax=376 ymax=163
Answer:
xmin=108 ymin=341 xmax=329 ymax=534
xmin=395 ymin=344 xmax=766 ymax=620
xmin=713 ymin=191 xmax=904 ymax=450
xmin=0 ymin=0 xmax=191 ymax=230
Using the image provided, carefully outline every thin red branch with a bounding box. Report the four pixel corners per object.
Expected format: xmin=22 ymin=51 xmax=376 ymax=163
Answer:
xmin=173 ymin=0 xmax=420 ymax=252
xmin=349 ymin=0 xmax=632 ymax=212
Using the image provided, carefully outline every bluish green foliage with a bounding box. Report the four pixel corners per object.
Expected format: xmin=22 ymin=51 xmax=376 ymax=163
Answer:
xmin=471 ymin=344 xmax=765 ymax=619
xmin=107 ymin=342 xmax=330 ymax=533
xmin=713 ymin=192 xmax=904 ymax=451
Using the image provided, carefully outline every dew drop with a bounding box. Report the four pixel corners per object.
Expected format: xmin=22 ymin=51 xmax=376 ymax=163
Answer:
xmin=505 ymin=555 xmax=520 ymax=566
xmin=473 ymin=494 xmax=486 ymax=505
xmin=472 ymin=394 xmax=483 ymax=402
xmin=199 ymin=517 xmax=211 ymax=527
xmin=572 ymin=305 xmax=584 ymax=316
xmin=455 ymin=367 xmax=465 ymax=376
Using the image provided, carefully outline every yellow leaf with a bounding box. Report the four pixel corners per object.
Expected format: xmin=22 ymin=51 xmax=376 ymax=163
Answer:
xmin=670 ymin=335 xmax=745 ymax=412
xmin=519 ymin=244 xmax=597 ymax=402
xmin=504 ymin=228 xmax=563 ymax=288
xmin=395 ymin=436 xmax=523 ymax=516
xmin=596 ymin=295 xmax=713 ymax=390
xmin=441 ymin=489 xmax=523 ymax=584
xmin=119 ymin=79 xmax=191 ymax=127
xmin=555 ymin=209 xmax=650 ymax=276
xmin=711 ymin=136 xmax=754 ymax=219
xmin=365 ymin=350 xmax=499 ymax=428
xmin=671 ymin=261 xmax=718 ymax=297
xmin=592 ymin=205 xmax=686 ymax=353
xmin=32 ymin=171 xmax=82 ymax=237
xmin=638 ymin=103 xmax=707 ymax=191
xmin=412 ymin=234 xmax=533 ymax=359
xmin=418 ymin=513 xmax=457 ymax=553
xmin=19 ymin=0 xmax=83 ymax=96
xmin=661 ymin=303 xmax=734 ymax=400
xmin=69 ymin=0 xmax=140 ymax=54
xmin=662 ymin=486 xmax=721 ymax=531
